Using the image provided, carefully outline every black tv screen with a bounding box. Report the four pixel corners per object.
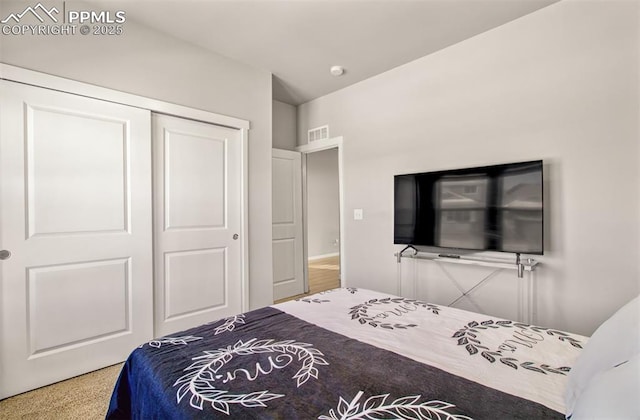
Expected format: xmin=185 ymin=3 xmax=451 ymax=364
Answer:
xmin=394 ymin=160 xmax=543 ymax=254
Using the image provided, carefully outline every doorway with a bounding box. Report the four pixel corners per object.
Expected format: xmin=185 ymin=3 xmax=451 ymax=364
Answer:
xmin=272 ymin=137 xmax=345 ymax=303
xmin=305 ymin=148 xmax=341 ymax=295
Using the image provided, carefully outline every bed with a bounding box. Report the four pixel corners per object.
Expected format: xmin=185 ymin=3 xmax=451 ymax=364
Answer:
xmin=106 ymin=288 xmax=639 ymax=419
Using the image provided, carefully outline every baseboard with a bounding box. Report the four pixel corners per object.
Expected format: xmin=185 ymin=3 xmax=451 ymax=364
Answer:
xmin=308 ymin=252 xmax=339 ymax=261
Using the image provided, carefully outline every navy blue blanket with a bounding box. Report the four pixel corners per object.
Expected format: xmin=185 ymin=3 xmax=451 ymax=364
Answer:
xmin=107 ymin=306 xmax=562 ymax=419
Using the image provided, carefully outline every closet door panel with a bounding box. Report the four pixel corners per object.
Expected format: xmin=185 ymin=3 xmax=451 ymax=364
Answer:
xmin=26 ymin=106 xmax=127 ymax=235
xmin=153 ymin=114 xmax=242 ymax=337
xmin=164 ymin=130 xmax=226 ymax=229
xmin=0 ymin=80 xmax=153 ymax=399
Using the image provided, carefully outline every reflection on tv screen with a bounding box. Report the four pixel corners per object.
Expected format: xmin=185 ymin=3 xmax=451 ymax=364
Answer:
xmin=394 ymin=160 xmax=543 ymax=254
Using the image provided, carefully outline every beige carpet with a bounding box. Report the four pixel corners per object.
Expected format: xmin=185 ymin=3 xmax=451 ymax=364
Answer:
xmin=0 ymin=364 xmax=122 ymax=420
xmin=0 ymin=257 xmax=340 ymax=417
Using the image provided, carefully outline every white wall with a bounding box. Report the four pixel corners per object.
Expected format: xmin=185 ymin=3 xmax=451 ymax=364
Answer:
xmin=297 ymin=0 xmax=639 ymax=335
xmin=307 ymin=149 xmax=340 ymax=258
xmin=273 ymin=99 xmax=297 ymax=150
xmin=0 ymin=9 xmax=274 ymax=309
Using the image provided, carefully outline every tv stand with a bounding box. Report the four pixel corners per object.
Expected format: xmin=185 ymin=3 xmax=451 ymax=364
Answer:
xmin=395 ymin=251 xmax=538 ymax=275
xmin=396 ymin=244 xmax=418 ymax=263
xmin=394 ymin=251 xmax=539 ymax=323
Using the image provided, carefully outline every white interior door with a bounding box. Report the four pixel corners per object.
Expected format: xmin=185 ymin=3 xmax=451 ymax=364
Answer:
xmin=153 ymin=114 xmax=243 ymax=337
xmin=272 ymin=149 xmax=304 ymax=300
xmin=0 ymin=80 xmax=153 ymax=398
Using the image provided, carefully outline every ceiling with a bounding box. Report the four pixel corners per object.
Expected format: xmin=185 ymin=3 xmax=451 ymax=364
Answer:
xmin=91 ymin=0 xmax=559 ymax=105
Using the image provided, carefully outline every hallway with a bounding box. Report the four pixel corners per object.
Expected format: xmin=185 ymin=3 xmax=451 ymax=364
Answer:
xmin=275 ymin=255 xmax=340 ymax=303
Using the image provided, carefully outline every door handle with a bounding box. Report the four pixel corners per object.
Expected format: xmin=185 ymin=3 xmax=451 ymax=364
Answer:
xmin=0 ymin=250 xmax=11 ymax=260
xmin=233 ymin=234 xmax=239 ymax=240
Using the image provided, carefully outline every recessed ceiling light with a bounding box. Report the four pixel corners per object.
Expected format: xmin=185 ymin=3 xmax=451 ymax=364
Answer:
xmin=330 ymin=65 xmax=345 ymax=76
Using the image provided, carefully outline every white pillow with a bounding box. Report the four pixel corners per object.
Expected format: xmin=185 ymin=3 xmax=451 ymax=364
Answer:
xmin=565 ymin=295 xmax=639 ymax=417
xmin=570 ymin=355 xmax=639 ymax=419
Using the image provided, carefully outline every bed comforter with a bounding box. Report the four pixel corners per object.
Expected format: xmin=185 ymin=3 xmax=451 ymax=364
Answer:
xmin=107 ymin=288 xmax=585 ymax=419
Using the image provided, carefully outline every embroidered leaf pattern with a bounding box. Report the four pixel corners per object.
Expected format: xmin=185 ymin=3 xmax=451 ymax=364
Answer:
xmin=541 ymin=364 xmax=565 ymax=374
xmin=451 ymin=318 xmax=583 ymax=376
xmin=140 ymin=335 xmax=202 ymax=349
xmin=319 ymin=391 xmax=472 ymax=420
xmin=521 ymin=362 xmax=546 ymax=374
xmin=500 ymin=357 xmax=518 ymax=370
xmin=295 ymin=287 xmax=357 ymax=304
xmin=174 ymin=338 xmax=328 ymax=414
xmin=349 ymin=297 xmax=440 ymax=330
xmin=558 ymin=336 xmax=583 ymax=349
xmin=452 ymin=330 xmax=465 ymax=338
xmin=481 ymin=351 xmax=497 ymax=363
xmin=300 ymin=298 xmax=331 ymax=304
xmin=465 ymin=344 xmax=478 ymax=355
xmin=212 ymin=314 xmax=246 ymax=335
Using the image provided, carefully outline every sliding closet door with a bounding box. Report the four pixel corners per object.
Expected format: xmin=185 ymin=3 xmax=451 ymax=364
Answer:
xmin=153 ymin=114 xmax=243 ymax=337
xmin=0 ymin=81 xmax=153 ymax=398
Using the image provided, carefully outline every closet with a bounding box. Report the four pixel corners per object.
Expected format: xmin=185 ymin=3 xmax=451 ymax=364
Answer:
xmin=152 ymin=114 xmax=244 ymax=337
xmin=0 ymin=68 xmax=248 ymax=398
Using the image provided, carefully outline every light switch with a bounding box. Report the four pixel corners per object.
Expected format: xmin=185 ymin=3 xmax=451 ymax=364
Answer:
xmin=354 ymin=209 xmax=363 ymax=220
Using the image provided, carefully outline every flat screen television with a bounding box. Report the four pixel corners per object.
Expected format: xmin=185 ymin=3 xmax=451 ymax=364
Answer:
xmin=394 ymin=160 xmax=543 ymax=255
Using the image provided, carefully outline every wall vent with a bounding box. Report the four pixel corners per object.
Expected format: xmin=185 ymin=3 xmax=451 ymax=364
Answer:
xmin=308 ymin=125 xmax=329 ymax=143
